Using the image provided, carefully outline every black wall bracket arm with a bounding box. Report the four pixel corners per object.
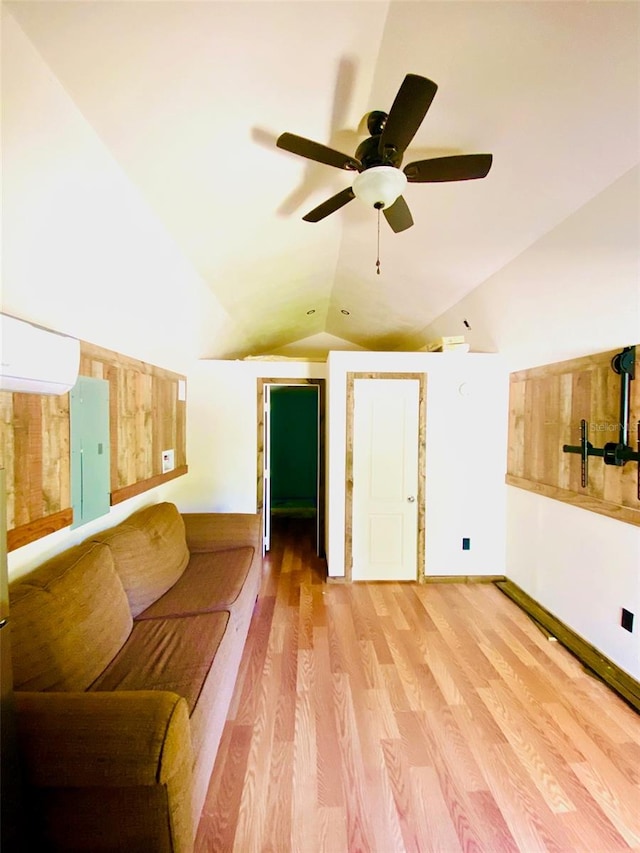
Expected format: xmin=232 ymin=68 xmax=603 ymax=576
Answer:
xmin=562 ymin=346 xmax=639 ymax=496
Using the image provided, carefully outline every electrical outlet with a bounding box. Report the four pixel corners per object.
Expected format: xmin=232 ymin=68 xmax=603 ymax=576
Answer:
xmin=162 ymin=449 xmax=175 ymax=474
xmin=462 ymin=537 xmax=470 ymax=551
xmin=621 ymin=608 xmax=634 ymax=633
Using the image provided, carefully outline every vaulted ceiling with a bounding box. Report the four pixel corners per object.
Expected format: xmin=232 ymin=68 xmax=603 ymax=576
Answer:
xmin=6 ymin=1 xmax=640 ymax=357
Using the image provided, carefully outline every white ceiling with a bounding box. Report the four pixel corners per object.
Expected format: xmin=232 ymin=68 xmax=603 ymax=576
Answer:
xmin=6 ymin=0 xmax=640 ymax=357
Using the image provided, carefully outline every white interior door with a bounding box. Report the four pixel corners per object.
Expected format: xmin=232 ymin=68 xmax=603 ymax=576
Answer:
xmin=352 ymin=378 xmax=419 ymax=581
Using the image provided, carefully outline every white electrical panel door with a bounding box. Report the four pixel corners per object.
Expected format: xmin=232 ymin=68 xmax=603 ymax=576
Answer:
xmin=70 ymin=376 xmax=110 ymax=528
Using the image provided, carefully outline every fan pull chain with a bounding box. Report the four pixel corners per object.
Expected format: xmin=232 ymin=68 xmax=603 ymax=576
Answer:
xmin=376 ymin=207 xmax=381 ymax=275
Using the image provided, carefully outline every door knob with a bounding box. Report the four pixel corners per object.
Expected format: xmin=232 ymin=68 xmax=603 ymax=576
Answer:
xmin=407 ymin=496 xmax=415 ymax=502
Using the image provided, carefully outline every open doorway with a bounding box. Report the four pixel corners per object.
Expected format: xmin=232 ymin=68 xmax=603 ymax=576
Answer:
xmin=257 ymin=378 xmax=325 ymax=556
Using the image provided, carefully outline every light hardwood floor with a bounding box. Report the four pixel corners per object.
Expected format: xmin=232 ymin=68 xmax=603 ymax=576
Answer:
xmin=195 ymin=518 xmax=640 ymax=853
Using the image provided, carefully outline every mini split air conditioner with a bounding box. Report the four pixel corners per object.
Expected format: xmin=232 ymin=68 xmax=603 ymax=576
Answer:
xmin=0 ymin=313 xmax=80 ymax=395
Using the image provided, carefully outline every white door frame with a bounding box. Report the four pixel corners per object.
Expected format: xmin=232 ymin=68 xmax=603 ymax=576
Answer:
xmin=345 ymin=372 xmax=427 ymax=583
xmin=257 ymin=378 xmax=325 ymax=556
xmin=262 ymin=383 xmax=272 ymax=553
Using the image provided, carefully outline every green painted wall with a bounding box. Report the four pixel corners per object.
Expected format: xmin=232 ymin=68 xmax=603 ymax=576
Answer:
xmin=270 ymin=386 xmax=318 ymax=507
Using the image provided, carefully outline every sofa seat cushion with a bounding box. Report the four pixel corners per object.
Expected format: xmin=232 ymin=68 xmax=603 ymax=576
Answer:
xmin=136 ymin=547 xmax=255 ymax=620
xmin=91 ymin=502 xmax=189 ymax=617
xmin=89 ymin=612 xmax=229 ymax=715
xmin=9 ymin=542 xmax=133 ymax=692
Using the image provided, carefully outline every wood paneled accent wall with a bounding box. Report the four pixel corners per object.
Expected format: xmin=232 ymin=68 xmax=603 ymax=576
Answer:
xmin=0 ymin=340 xmax=187 ymax=550
xmin=506 ymin=346 xmax=639 ymax=526
xmin=0 ymin=393 xmax=72 ymax=549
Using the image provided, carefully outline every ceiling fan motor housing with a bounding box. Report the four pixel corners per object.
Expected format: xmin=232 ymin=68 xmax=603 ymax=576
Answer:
xmin=355 ymin=131 xmax=402 ymax=169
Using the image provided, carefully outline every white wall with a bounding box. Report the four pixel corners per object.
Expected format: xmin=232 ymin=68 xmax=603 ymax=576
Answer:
xmin=159 ymin=352 xmax=508 ymax=584
xmin=2 ymin=10 xmax=240 ymax=373
xmin=507 ymin=489 xmax=640 ymax=678
xmin=419 ymin=166 xmax=640 ymax=371
xmin=2 ymin=11 xmax=237 ymax=578
xmin=421 ymin=166 xmax=640 ymax=680
xmin=326 ymin=351 xmax=508 ymax=578
xmin=168 ymin=359 xmax=327 ymax=514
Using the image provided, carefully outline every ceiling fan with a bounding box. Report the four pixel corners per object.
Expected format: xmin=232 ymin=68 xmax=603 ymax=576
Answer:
xmin=276 ymin=74 xmax=493 ymax=233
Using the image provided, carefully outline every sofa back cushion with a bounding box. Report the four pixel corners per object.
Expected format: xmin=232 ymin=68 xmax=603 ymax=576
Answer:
xmin=92 ymin=502 xmax=189 ymax=617
xmin=9 ymin=542 xmax=133 ymax=692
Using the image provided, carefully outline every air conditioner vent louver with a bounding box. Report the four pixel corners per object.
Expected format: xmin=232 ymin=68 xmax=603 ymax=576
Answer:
xmin=0 ymin=314 xmax=80 ymax=395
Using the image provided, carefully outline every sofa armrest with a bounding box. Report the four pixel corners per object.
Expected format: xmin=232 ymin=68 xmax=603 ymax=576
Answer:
xmin=15 ymin=691 xmax=194 ymax=851
xmin=182 ymin=511 xmax=262 ymax=554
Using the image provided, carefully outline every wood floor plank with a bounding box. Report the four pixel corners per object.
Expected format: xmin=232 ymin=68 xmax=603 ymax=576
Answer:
xmin=195 ymin=518 xmax=640 ymax=853
xmin=409 ymin=765 xmax=465 ymax=853
xmin=196 ymin=724 xmax=252 ymax=852
xmin=262 ymin=739 xmax=293 ymax=852
xmin=477 ymin=682 xmax=576 ymax=814
xmin=569 ymin=673 xmax=640 ymax=743
xmin=331 ymin=670 xmax=378 ymax=852
xmin=379 ymin=622 xmax=432 ymax=712
xmin=423 ymin=634 xmax=468 ymax=707
xmin=480 ymin=739 xmax=575 ymax=853
xmin=380 ymin=737 xmax=421 ymax=853
xmin=313 ymin=627 xmax=344 ymax=809
xmin=380 ymin=661 xmax=414 ymax=713
xmin=429 ymin=704 xmax=491 ymax=795
xmin=233 ymin=620 xmax=283 ymax=852
xmin=365 ymin=685 xmax=401 ymax=741
xmin=231 ymin=594 xmax=276 ymax=726
xmin=479 ymin=634 xmax=560 ymax=709
xmin=549 ymin=702 xmax=640 ymax=847
xmin=469 ymin=789 xmax=521 ymax=853
xmin=405 ymin=709 xmax=496 ymax=851
xmin=397 ymin=584 xmax=439 ymax=632
xmin=332 ymin=621 xmax=408 ymax=849
xmin=317 ymin=806 xmax=348 ymax=853
xmin=560 ymin=679 xmax=640 ymax=756
xmin=570 ymin=759 xmax=640 ymax=849
xmin=555 ymin=693 xmax=640 ymax=783
xmin=395 ymin=709 xmax=436 ymax=769
xmin=291 ymin=647 xmax=318 ymax=853
xmin=558 ymin=794 xmax=632 ymax=853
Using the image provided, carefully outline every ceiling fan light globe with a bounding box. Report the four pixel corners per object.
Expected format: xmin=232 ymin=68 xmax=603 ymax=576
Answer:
xmin=352 ymin=166 xmax=407 ymax=210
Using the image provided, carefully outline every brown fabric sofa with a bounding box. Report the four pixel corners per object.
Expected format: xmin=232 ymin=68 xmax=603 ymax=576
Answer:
xmin=9 ymin=502 xmax=263 ymax=852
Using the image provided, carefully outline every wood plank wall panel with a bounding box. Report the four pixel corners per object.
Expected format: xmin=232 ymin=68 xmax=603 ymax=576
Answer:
xmin=507 ymin=346 xmax=640 ymax=526
xmin=41 ymin=393 xmax=71 ymax=517
xmin=0 ymin=392 xmax=71 ymax=532
xmin=0 ymin=339 xmax=187 ymax=550
xmin=0 ymin=393 xmax=15 ymax=525
xmin=80 ymin=341 xmax=186 ymax=492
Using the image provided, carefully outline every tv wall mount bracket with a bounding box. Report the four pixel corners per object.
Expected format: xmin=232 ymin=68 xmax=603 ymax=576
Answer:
xmin=562 ymin=345 xmax=640 ymax=497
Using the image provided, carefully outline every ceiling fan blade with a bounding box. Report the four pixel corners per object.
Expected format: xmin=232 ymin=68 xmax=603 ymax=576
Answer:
xmin=404 ymin=154 xmax=493 ymax=183
xmin=383 ymin=196 xmax=414 ymax=233
xmin=277 ymin=133 xmax=361 ymax=171
xmin=378 ymin=74 xmax=438 ymax=158
xmin=302 ymin=187 xmax=356 ymax=222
